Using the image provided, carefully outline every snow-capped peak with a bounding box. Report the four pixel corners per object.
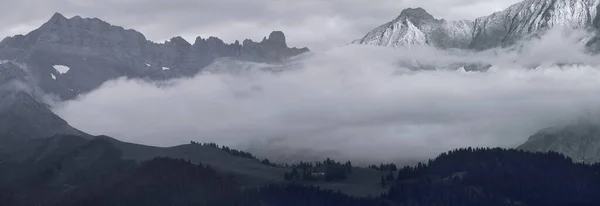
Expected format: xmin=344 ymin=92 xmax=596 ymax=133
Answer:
xmin=353 ymin=7 xmax=474 ymax=49
xmin=53 ymin=65 xmax=70 ymax=74
xmin=354 ymin=0 xmax=600 ymax=50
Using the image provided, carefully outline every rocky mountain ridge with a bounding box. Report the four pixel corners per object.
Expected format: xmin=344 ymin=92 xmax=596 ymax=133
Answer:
xmin=0 ymin=13 xmax=309 ymax=101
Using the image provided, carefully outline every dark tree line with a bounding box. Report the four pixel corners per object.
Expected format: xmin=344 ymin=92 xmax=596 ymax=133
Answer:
xmin=191 ymin=141 xmax=279 ymax=167
xmin=284 ymin=158 xmax=353 ymax=182
xmin=384 ymin=147 xmax=600 ymax=206
xmin=369 ymin=163 xmax=398 ymax=171
xmin=380 ymin=171 xmax=396 ymax=188
xmin=253 ymin=184 xmax=387 ymax=206
xmin=192 ymin=141 xmax=257 ymax=160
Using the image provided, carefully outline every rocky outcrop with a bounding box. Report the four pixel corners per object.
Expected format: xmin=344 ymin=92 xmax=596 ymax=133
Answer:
xmin=0 ymin=13 xmax=309 ymax=100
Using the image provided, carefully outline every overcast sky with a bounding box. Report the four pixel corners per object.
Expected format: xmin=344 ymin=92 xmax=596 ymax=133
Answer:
xmin=0 ymin=0 xmax=521 ymax=51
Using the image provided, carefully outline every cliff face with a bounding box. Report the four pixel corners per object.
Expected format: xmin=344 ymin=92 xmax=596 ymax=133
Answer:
xmin=0 ymin=13 xmax=309 ymax=100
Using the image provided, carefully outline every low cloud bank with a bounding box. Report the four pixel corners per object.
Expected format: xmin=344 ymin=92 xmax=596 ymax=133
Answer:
xmin=53 ymin=29 xmax=600 ymax=164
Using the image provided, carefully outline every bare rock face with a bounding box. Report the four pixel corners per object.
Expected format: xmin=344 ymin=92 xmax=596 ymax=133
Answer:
xmin=266 ymin=31 xmax=288 ymax=48
xmin=518 ymin=124 xmax=600 ymax=163
xmin=354 ymin=0 xmax=600 ymax=50
xmin=0 ymin=13 xmax=309 ymax=101
xmin=0 ymin=62 xmax=29 ymax=86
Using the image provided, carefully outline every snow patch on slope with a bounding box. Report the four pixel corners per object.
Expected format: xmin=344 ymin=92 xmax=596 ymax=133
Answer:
xmin=53 ymin=65 xmax=70 ymax=74
xmin=354 ymin=13 xmax=474 ymax=48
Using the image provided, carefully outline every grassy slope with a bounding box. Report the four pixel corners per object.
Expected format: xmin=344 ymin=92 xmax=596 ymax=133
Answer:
xmin=13 ymin=135 xmax=390 ymax=197
xmin=98 ymin=136 xmax=390 ymax=196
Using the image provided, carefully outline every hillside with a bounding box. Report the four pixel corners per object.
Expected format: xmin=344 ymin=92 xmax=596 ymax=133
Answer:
xmin=518 ymin=123 xmax=600 ymax=163
xmin=2 ymin=145 xmax=600 ymax=205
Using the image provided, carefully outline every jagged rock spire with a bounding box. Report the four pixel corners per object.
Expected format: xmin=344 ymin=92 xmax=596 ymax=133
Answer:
xmin=267 ymin=31 xmax=287 ymax=47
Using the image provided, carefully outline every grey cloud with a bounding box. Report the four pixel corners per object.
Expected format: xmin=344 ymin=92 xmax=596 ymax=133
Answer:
xmin=1 ymin=0 xmax=521 ymax=51
xmin=52 ymin=29 xmax=600 ymax=164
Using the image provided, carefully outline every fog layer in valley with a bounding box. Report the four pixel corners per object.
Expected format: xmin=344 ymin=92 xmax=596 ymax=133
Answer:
xmin=53 ymin=29 xmax=600 ymax=164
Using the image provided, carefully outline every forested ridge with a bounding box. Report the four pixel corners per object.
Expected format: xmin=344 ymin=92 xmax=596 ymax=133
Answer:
xmin=386 ymin=147 xmax=600 ymax=206
xmin=1 ymin=138 xmax=600 ymax=206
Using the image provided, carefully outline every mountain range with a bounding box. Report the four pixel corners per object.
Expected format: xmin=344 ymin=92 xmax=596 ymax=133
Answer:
xmin=1 ymin=0 xmax=600 ymax=204
xmin=0 ymin=0 xmax=597 ymax=167
xmin=353 ymin=0 xmax=600 ymax=51
xmin=0 ymin=12 xmax=309 ymax=162
xmin=0 ymin=12 xmax=391 ymax=204
xmin=0 ymin=11 xmax=316 ymax=190
xmin=0 ymin=0 xmax=597 ymax=165
xmin=0 ymin=13 xmax=308 ymax=101
xmin=352 ymin=0 xmax=600 ymax=163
